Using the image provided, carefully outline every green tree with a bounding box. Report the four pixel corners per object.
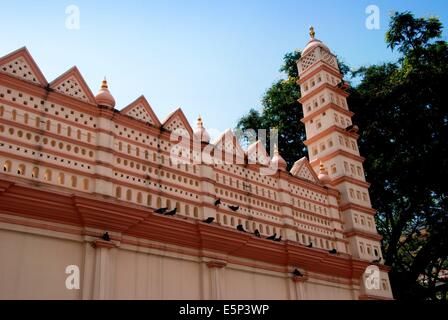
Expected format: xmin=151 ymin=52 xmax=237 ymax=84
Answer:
xmin=350 ymin=11 xmax=448 ymax=300
xmin=236 ymin=11 xmax=448 ymax=300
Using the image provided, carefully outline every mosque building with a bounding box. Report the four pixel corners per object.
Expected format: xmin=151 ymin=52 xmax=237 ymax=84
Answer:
xmin=0 ymin=28 xmax=393 ymax=299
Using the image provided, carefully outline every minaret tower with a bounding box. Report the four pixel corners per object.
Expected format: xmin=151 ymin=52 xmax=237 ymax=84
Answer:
xmin=296 ymin=28 xmax=393 ymax=298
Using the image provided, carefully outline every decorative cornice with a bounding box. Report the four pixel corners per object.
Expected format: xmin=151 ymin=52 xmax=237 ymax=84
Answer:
xmin=340 ymin=203 xmax=377 ymax=215
xmin=304 ymin=125 xmax=359 ymax=146
xmin=206 ymin=260 xmax=227 ymax=269
xmin=93 ymin=239 xmax=117 ymax=249
xmin=301 ymin=103 xmax=354 ymax=123
xmin=343 ymin=229 xmax=383 ymax=241
xmin=292 ymin=275 xmax=309 ymax=283
xmin=297 ymin=64 xmax=342 ymax=85
xmin=298 ymin=83 xmax=349 ymax=104
xmin=0 ymin=178 xmax=389 ymax=280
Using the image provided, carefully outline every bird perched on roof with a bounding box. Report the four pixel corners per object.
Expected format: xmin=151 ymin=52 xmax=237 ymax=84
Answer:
xmin=345 ymin=124 xmax=359 ymax=133
xmin=372 ymin=257 xmax=382 ymax=264
xmin=292 ymin=269 xmax=303 ymax=277
xmin=306 ymin=242 xmax=313 ymax=248
xmin=203 ymin=217 xmax=215 ymax=224
xmin=266 ymin=233 xmax=277 ymax=240
xmin=254 ymin=229 xmax=261 ymax=238
xmin=274 ymin=236 xmax=282 ymax=242
xmin=214 ymin=199 xmax=221 ymax=206
xmin=236 ymin=224 xmax=246 ymax=232
xmin=328 ymin=248 xmax=337 ymax=254
xmin=154 ymin=207 xmax=168 ymax=214
xmin=336 ymin=80 xmax=350 ymax=91
xmin=164 ymin=208 xmax=177 ymax=216
xmin=228 ymin=205 xmax=239 ymax=211
xmin=101 ymin=232 xmax=111 ymax=241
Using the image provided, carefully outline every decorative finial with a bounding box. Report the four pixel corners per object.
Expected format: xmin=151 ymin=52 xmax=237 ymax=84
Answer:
xmin=197 ymin=115 xmax=203 ymax=127
xmin=101 ymin=77 xmax=108 ymax=89
xmin=309 ymin=26 xmax=315 ymax=39
xmin=319 ymin=161 xmax=325 ymax=172
xmin=318 ymin=161 xmax=331 ymax=183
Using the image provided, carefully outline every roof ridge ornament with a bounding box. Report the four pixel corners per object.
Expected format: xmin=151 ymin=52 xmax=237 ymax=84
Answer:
xmin=95 ymin=77 xmax=116 ymax=108
xmin=197 ymin=115 xmax=203 ymax=127
xmin=309 ymin=26 xmax=315 ymax=39
xmin=101 ymin=77 xmax=108 ymax=89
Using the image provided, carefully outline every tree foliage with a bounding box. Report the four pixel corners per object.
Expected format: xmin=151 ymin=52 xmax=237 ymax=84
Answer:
xmin=236 ymin=11 xmax=448 ymax=300
xmin=351 ymin=11 xmax=448 ymax=300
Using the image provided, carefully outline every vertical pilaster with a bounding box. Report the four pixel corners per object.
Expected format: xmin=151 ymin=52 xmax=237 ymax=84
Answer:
xmin=92 ymin=239 xmax=116 ymax=300
xmin=292 ymin=275 xmax=307 ymax=300
xmin=277 ymin=171 xmax=296 ymax=241
xmin=199 ymin=162 xmax=217 ymax=220
xmin=93 ymin=108 xmax=115 ymax=197
xmin=206 ymin=260 xmax=227 ymax=300
xmin=81 ymin=240 xmax=95 ymax=300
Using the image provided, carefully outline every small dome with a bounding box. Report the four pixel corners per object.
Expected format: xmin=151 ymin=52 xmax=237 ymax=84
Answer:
xmin=302 ymin=26 xmax=330 ymax=55
xmin=95 ymin=78 xmax=115 ymax=108
xmin=270 ymin=144 xmax=287 ymax=171
xmin=318 ymin=162 xmax=331 ymax=184
xmin=303 ymin=39 xmax=330 ymax=55
xmin=194 ymin=116 xmax=210 ymax=143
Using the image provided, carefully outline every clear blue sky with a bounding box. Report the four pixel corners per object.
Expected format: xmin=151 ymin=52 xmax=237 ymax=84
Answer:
xmin=1 ymin=0 xmax=447 ymax=135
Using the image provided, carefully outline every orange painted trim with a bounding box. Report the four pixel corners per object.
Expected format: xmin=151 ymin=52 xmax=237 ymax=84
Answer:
xmin=93 ymin=239 xmax=117 ymax=249
xmin=340 ymin=203 xmax=377 ymax=215
xmin=121 ymin=95 xmax=162 ymax=127
xmin=0 ymin=118 xmax=97 ymax=152
xmin=330 ymin=176 xmax=371 ymax=189
xmin=0 ymin=137 xmax=96 ymax=169
xmin=301 ymin=103 xmax=354 ymax=123
xmin=1 ymin=71 xmax=180 ymax=141
xmin=0 ymin=213 xmax=83 ymax=236
xmin=49 ymin=66 xmax=97 ymax=105
xmin=0 ymin=74 xmax=99 ymax=115
xmin=161 ymin=108 xmax=194 ymax=137
xmin=304 ymin=125 xmax=359 ymax=146
xmin=298 ymin=58 xmax=340 ymax=80
xmin=206 ymin=261 xmax=227 ymax=268
xmin=0 ymin=150 xmax=95 ymax=178
xmin=298 ymin=83 xmax=349 ymax=104
xmin=0 ymin=96 xmax=98 ymax=133
xmin=0 ymin=118 xmax=100 ymax=160
xmin=0 ymin=178 xmax=390 ymax=280
xmin=213 ymin=166 xmax=337 ymax=199
xmin=309 ymin=150 xmax=365 ymax=165
xmin=109 ymin=176 xmax=200 ymax=202
xmin=0 ymin=72 xmax=48 ymax=98
xmin=214 ymin=203 xmax=340 ymax=238
xmin=0 ymin=47 xmax=48 ymax=86
xmin=112 ymin=113 xmax=161 ymax=137
xmin=213 ymin=166 xmax=279 ymax=193
xmin=297 ymin=64 xmax=342 ymax=85
xmin=344 ymin=229 xmax=383 ymax=241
